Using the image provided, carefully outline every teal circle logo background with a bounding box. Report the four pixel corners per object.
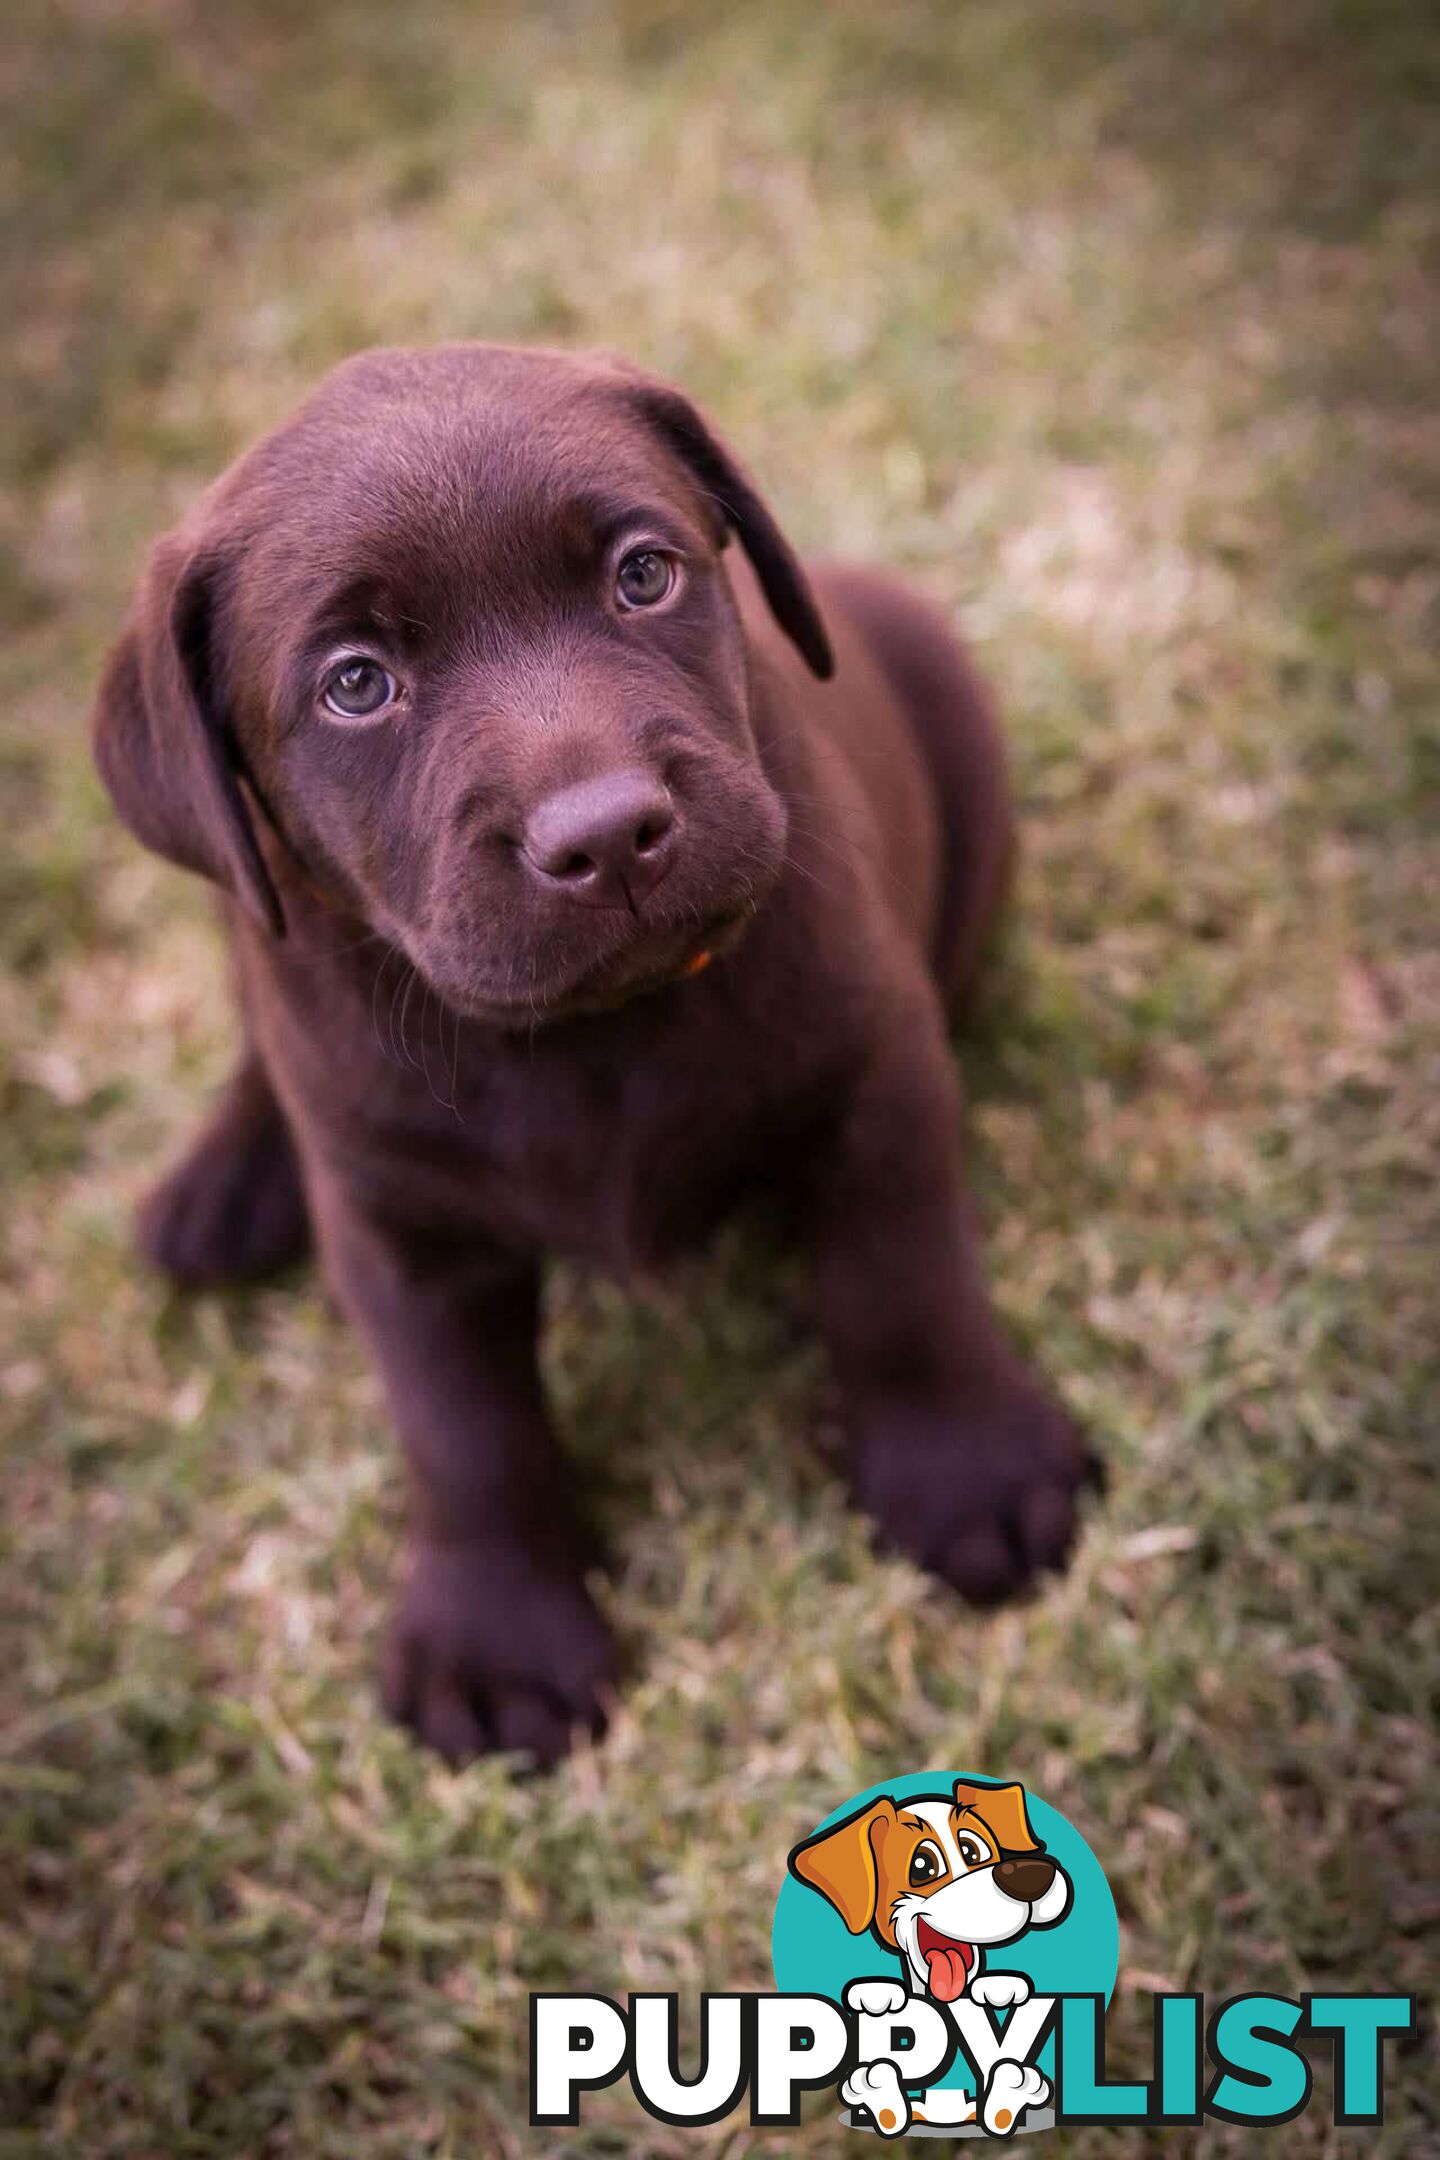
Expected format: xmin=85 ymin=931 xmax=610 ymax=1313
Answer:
xmin=772 ymin=1774 xmax=1119 ymax=2092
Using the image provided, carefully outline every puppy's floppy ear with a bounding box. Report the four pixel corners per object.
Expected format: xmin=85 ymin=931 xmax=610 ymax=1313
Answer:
xmin=789 ymin=1797 xmax=896 ymax=1932
xmin=953 ymin=1780 xmax=1042 ymax=1855
xmin=629 ymin=378 xmax=834 ymax=681
xmin=93 ymin=532 xmax=285 ymax=937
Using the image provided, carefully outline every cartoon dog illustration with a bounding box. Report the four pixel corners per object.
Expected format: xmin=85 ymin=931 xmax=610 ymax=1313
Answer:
xmin=789 ymin=1781 xmax=1071 ymax=2137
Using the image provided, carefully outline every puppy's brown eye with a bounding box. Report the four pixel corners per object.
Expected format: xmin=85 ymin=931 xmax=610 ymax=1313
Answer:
xmin=956 ymin=1836 xmax=988 ymax=1868
xmin=322 ymin=658 xmax=397 ymax=718
xmin=909 ymin=1841 xmax=946 ymax=1887
xmin=616 ymin=549 xmax=676 ymax=610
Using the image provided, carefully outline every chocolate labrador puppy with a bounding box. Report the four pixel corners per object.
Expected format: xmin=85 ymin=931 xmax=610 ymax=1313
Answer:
xmin=94 ymin=344 xmax=1096 ymax=1765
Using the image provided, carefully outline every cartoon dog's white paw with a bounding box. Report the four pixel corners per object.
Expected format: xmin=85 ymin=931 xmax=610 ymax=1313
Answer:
xmin=842 ymin=2059 xmax=911 ymax=2138
xmin=844 ymin=1978 xmax=911 ymax=2018
xmin=982 ymin=2058 xmax=1050 ymax=2136
xmin=970 ymin=1971 xmax=1032 ymax=2010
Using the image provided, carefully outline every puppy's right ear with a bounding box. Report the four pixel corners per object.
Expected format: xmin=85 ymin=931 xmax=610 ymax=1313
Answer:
xmin=93 ymin=534 xmax=285 ymax=936
xmin=788 ymin=1798 xmax=896 ymax=1933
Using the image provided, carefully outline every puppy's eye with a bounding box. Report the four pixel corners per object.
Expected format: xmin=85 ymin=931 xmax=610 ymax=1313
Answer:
xmin=956 ymin=1836 xmax=989 ymax=1868
xmin=321 ymin=657 xmax=398 ymax=718
xmin=615 ymin=548 xmax=677 ymax=610
xmin=909 ymin=1841 xmax=946 ymax=1887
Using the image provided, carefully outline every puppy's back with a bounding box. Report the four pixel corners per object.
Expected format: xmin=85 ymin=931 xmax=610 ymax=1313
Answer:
xmin=733 ymin=552 xmax=1013 ymax=1003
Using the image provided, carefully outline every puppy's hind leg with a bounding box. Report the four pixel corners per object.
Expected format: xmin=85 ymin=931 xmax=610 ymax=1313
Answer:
xmin=137 ymin=1045 xmax=310 ymax=1288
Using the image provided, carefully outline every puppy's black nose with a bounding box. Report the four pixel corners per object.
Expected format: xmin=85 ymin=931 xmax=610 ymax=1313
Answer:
xmin=993 ymin=1856 xmax=1056 ymax=1903
xmin=522 ymin=770 xmax=677 ymax=910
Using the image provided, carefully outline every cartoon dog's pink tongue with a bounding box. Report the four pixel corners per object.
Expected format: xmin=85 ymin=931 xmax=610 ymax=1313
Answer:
xmin=916 ymin=1920 xmax=975 ymax=2003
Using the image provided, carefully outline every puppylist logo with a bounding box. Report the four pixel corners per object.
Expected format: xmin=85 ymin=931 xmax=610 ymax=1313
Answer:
xmin=778 ymin=1776 xmax=1093 ymax=2135
xmin=531 ymin=1773 xmax=1415 ymax=2136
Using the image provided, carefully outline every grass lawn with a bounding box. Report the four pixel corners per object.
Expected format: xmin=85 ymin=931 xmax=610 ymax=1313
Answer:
xmin=1 ymin=2 xmax=1436 ymax=2152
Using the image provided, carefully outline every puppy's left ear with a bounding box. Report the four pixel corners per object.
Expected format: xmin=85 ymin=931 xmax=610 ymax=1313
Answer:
xmin=789 ymin=1798 xmax=896 ymax=1932
xmin=953 ymin=1780 xmax=1041 ymax=1855
xmin=93 ymin=531 xmax=285 ymax=937
xmin=626 ymin=377 xmax=834 ymax=680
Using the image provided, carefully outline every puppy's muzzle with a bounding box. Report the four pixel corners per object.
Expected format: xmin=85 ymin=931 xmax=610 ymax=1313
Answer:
xmin=521 ymin=768 xmax=678 ymax=911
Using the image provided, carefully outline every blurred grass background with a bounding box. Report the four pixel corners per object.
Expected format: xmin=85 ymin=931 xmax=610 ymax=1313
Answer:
xmin=1 ymin=1 xmax=1437 ymax=2152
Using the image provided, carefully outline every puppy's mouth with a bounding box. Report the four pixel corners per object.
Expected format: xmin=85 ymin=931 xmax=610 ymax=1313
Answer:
xmin=458 ymin=902 xmax=757 ymax=1026
xmin=915 ymin=1918 xmax=976 ymax=2003
xmin=577 ymin=901 xmax=754 ymax=1006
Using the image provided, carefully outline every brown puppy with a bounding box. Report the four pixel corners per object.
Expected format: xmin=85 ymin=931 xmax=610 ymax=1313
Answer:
xmin=94 ymin=345 xmax=1096 ymax=1765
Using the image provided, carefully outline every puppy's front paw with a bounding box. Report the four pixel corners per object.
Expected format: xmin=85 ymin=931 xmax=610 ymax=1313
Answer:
xmin=983 ymin=2058 xmax=1049 ymax=2135
xmin=970 ymin=1971 xmax=1032 ymax=2009
xmin=841 ymin=2060 xmax=910 ymax=2138
xmin=854 ymin=1379 xmax=1099 ymax=1607
xmin=845 ymin=1978 xmax=911 ymax=2018
xmin=382 ymin=1539 xmax=617 ymax=1767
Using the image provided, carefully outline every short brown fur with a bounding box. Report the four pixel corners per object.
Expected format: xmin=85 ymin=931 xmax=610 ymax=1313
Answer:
xmin=94 ymin=345 xmax=1096 ymax=1764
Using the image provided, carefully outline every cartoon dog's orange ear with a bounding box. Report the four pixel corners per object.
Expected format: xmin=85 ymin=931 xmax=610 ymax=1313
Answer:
xmin=953 ymin=1780 xmax=1042 ymax=1854
xmin=789 ymin=1799 xmax=897 ymax=1933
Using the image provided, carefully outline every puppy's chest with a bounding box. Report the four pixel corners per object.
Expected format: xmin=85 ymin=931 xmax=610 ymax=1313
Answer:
xmin=271 ymin=935 xmax=846 ymax=1273
xmin=457 ymin=1030 xmax=805 ymax=1271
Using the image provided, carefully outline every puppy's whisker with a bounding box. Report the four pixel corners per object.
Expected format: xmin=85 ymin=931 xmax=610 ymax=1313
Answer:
xmin=416 ymin=977 xmax=433 ymax=1100
xmin=389 ymin=961 xmax=416 ymax=1071
xmin=418 ymin=979 xmax=448 ymax=1113
xmin=781 ymin=809 xmax=871 ymax=875
xmin=773 ymin=849 xmax=851 ymax=908
xmin=785 ymin=816 xmax=868 ymax=868
xmin=282 ymin=925 xmax=392 ymax=969
xmin=384 ymin=964 xmax=402 ymax=1067
xmin=397 ymin=960 xmax=422 ymax=1072
xmin=446 ymin=998 xmax=464 ymax=1122
xmin=370 ymin=943 xmax=401 ymax=1065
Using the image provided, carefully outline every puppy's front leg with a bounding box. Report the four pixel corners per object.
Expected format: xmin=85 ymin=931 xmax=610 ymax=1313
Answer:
xmin=312 ymin=1181 xmax=616 ymax=1765
xmin=805 ymin=1006 xmax=1097 ymax=1605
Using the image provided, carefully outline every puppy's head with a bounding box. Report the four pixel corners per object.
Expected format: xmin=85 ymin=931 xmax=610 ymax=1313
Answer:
xmin=790 ymin=1781 xmax=1072 ymax=2003
xmin=93 ymin=344 xmax=832 ymax=1023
